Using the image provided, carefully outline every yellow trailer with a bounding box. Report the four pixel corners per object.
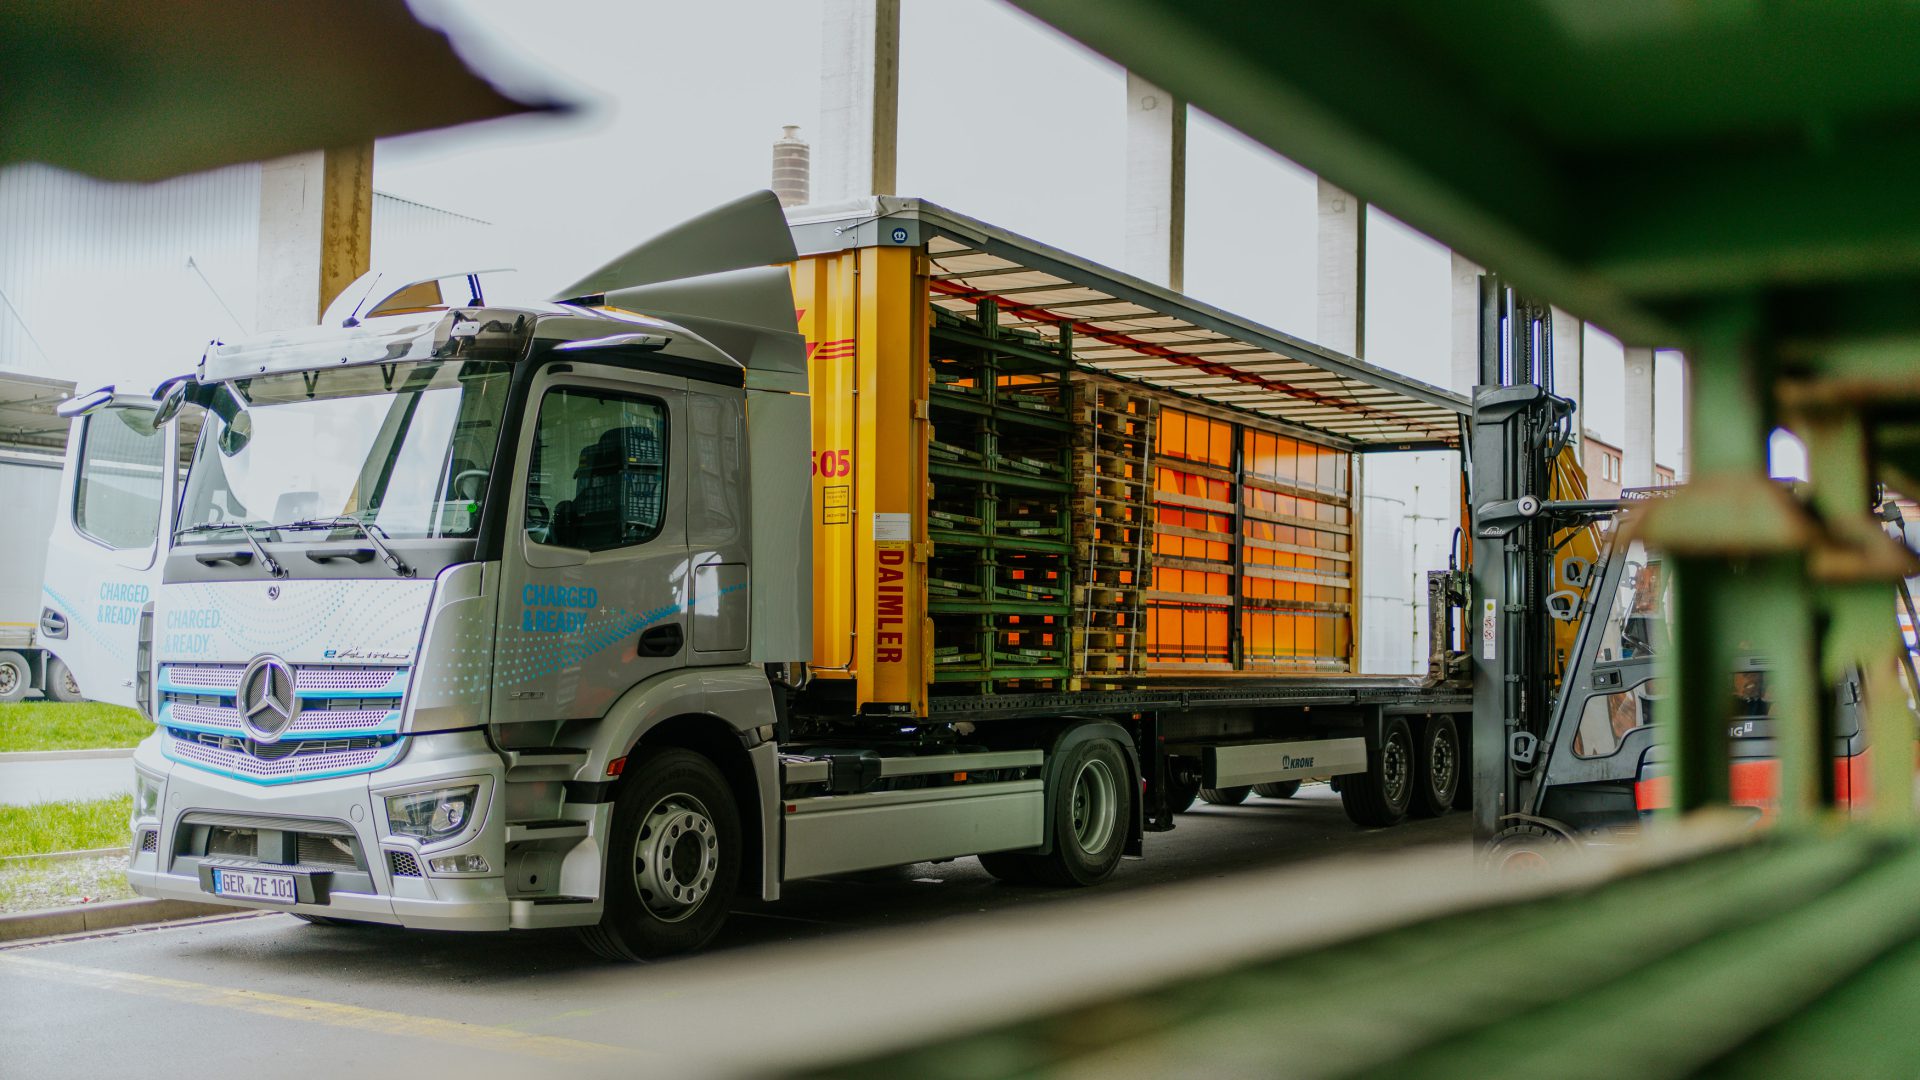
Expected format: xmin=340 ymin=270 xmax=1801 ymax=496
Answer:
xmin=787 ymin=199 xmax=1465 ymax=723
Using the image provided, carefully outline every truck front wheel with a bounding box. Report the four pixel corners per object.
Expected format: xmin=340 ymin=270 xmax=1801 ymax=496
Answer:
xmin=980 ymin=738 xmax=1132 ymax=887
xmin=579 ymin=749 xmax=740 ymax=962
xmin=45 ymin=657 xmax=84 ymax=703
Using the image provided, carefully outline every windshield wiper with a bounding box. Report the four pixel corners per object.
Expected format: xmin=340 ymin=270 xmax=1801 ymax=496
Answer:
xmin=175 ymin=521 xmax=286 ymax=577
xmin=285 ymin=517 xmax=414 ymax=578
xmin=236 ymin=523 xmax=286 ymax=578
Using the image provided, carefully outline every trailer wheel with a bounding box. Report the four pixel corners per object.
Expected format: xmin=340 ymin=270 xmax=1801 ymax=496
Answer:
xmin=45 ymin=657 xmax=84 ymax=703
xmin=1340 ymin=716 xmax=1413 ymax=827
xmin=981 ymin=738 xmax=1132 ymax=887
xmin=1199 ymin=786 xmax=1251 ymax=806
xmin=1411 ymin=715 xmax=1460 ymax=818
xmin=1253 ymin=780 xmax=1302 ymax=799
xmin=0 ymin=652 xmax=29 ymax=703
xmin=579 ymin=749 xmax=739 ymax=961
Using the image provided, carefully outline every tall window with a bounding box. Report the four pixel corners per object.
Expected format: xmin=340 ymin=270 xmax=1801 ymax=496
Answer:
xmin=525 ymin=389 xmax=668 ymax=552
xmin=74 ymin=409 xmax=164 ymax=549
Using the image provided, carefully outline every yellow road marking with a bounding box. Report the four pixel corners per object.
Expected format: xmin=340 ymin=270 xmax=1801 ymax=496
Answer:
xmin=0 ymin=954 xmax=625 ymax=1066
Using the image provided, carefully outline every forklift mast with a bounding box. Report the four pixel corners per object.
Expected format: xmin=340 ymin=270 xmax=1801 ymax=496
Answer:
xmin=1466 ymin=277 xmax=1625 ymax=841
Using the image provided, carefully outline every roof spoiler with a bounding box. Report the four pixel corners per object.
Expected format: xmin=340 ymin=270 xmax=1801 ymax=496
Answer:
xmin=552 ymin=191 xmax=806 ymax=392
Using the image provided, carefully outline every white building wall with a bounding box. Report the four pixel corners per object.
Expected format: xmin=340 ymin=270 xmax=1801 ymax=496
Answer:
xmin=0 ymin=163 xmax=491 ymax=394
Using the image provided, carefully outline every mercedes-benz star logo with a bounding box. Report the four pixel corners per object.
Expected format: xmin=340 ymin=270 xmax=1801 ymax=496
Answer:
xmin=239 ymin=655 xmax=299 ymax=743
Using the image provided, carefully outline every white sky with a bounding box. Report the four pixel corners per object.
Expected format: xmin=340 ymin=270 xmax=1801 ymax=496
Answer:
xmin=381 ymin=0 xmax=1682 ymax=468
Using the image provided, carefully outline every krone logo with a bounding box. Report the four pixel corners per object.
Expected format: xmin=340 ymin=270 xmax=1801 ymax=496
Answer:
xmin=238 ymin=655 xmax=299 ymax=743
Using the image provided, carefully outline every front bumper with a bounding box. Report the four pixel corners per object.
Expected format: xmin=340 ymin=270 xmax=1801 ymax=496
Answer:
xmin=128 ymin=729 xmax=513 ymax=931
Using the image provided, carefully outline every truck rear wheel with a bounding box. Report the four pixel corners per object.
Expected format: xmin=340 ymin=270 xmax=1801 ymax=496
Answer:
xmin=1254 ymin=780 xmax=1302 ymax=799
xmin=0 ymin=652 xmax=29 ymax=703
xmin=979 ymin=738 xmax=1132 ymax=887
xmin=1411 ymin=715 xmax=1460 ymax=818
xmin=1199 ymin=785 xmax=1251 ymax=806
xmin=1340 ymin=716 xmax=1413 ymax=828
xmin=579 ymin=749 xmax=740 ymax=962
xmin=45 ymin=657 xmax=84 ymax=703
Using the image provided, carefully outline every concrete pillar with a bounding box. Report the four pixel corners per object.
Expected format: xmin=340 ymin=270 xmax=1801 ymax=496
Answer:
xmin=815 ymin=0 xmax=899 ymax=204
xmin=1123 ymin=72 xmax=1186 ymax=290
xmin=1316 ymin=178 xmax=1364 ymax=356
xmin=1551 ymin=306 xmax=1584 ymax=449
xmin=1622 ymin=344 xmax=1656 ymax=489
xmin=255 ymin=144 xmax=372 ymax=332
xmin=1449 ymin=251 xmax=1481 ymax=392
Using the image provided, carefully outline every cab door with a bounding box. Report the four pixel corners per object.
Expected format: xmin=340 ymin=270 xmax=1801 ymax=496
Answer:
xmin=491 ymin=366 xmax=690 ymax=725
xmin=40 ymin=395 xmax=181 ymax=706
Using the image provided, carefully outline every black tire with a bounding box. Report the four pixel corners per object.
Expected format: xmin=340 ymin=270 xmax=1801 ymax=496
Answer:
xmin=1340 ymin=716 xmax=1414 ymax=827
xmin=44 ymin=657 xmax=85 ymax=703
xmin=0 ymin=651 xmax=29 ymax=703
xmin=1199 ymin=785 xmax=1251 ymax=806
xmin=1411 ymin=715 xmax=1460 ymax=818
xmin=1253 ymin=780 xmax=1303 ymax=800
xmin=980 ymin=738 xmax=1132 ymax=888
xmin=579 ymin=749 xmax=740 ymax=961
xmin=1486 ymin=822 xmax=1568 ymax=872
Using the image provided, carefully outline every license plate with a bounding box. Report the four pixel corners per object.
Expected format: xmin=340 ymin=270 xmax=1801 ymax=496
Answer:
xmin=210 ymin=867 xmax=298 ymax=904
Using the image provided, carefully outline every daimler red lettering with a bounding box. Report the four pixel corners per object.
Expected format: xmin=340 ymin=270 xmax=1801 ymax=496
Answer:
xmin=875 ymin=548 xmax=907 ymax=663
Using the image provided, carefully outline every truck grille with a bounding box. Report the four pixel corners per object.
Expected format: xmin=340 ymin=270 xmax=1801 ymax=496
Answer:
xmin=387 ymin=850 xmax=422 ymax=877
xmin=164 ymin=728 xmax=403 ymax=783
xmin=161 ymin=664 xmax=407 ymax=695
xmin=156 ymin=663 xmax=409 ymax=782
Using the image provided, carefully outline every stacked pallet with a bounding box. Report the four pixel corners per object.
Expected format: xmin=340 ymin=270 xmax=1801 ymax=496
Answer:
xmin=1067 ymin=373 xmax=1155 ymax=685
xmin=926 ymin=303 xmax=1077 ymax=694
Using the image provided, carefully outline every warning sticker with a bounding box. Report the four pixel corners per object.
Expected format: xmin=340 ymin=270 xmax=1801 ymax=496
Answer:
xmin=1481 ymin=598 xmax=1498 ymax=661
xmin=822 ymin=485 xmax=850 ymax=525
xmin=872 ymin=512 xmax=911 ymax=542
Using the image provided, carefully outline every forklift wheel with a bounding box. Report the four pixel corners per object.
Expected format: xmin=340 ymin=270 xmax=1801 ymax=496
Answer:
xmin=1486 ymin=822 xmax=1570 ymax=872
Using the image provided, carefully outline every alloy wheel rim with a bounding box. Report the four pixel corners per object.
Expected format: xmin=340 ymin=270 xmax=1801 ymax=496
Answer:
xmin=1070 ymin=757 xmax=1118 ymax=855
xmin=1430 ymin=728 xmax=1457 ymax=797
xmin=632 ymin=794 xmax=719 ymax=923
xmin=1383 ymin=732 xmax=1411 ymax=805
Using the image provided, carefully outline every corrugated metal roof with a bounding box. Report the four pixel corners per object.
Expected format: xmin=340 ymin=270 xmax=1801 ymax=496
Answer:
xmin=791 ymin=197 xmax=1467 ymax=450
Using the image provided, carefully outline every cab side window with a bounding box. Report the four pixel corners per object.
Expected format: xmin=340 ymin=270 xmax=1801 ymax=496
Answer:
xmin=74 ymin=409 xmax=164 ymax=550
xmin=525 ymin=388 xmax=668 ymax=551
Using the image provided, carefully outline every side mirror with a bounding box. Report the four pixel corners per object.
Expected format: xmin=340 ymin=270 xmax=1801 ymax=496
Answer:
xmin=56 ymin=388 xmax=115 ymax=420
xmin=150 ymin=381 xmax=188 ymax=431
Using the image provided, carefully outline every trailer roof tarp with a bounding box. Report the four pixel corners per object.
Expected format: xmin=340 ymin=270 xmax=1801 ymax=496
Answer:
xmin=792 ymin=198 xmax=1466 ymax=451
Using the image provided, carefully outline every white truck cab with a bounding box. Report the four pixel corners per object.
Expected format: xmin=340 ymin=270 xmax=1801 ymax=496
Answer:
xmin=125 ymin=192 xmax=812 ymax=957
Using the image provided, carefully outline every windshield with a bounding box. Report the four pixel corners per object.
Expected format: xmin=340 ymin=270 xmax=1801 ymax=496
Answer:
xmin=177 ymin=360 xmax=512 ymax=544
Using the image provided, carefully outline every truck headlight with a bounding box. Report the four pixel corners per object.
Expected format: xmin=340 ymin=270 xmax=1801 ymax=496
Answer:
xmin=384 ymin=786 xmax=479 ymax=841
xmin=134 ymin=772 xmax=163 ymax=820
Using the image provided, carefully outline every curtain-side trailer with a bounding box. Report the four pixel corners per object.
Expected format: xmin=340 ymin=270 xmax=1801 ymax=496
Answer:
xmin=115 ymin=192 xmax=1472 ymax=959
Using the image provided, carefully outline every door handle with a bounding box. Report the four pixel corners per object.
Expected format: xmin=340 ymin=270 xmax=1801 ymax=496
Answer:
xmin=637 ymin=623 xmax=683 ymax=657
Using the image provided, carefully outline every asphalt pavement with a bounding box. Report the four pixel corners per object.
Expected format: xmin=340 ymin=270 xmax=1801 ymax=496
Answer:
xmin=0 ymin=784 xmax=1471 ymax=1079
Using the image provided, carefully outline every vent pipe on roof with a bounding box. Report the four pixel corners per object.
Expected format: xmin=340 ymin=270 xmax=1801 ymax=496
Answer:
xmin=772 ymin=125 xmax=810 ymax=209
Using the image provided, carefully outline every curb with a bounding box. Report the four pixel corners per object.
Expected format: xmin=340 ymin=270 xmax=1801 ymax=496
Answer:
xmin=0 ymin=846 xmax=129 ymax=865
xmin=0 ymin=897 xmax=232 ymax=943
xmin=0 ymin=748 xmax=135 ymax=763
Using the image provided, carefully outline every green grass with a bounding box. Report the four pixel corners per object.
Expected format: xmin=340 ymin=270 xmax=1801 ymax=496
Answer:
xmin=0 ymin=701 xmax=151 ymax=753
xmin=0 ymin=796 xmax=134 ymax=858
